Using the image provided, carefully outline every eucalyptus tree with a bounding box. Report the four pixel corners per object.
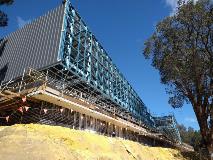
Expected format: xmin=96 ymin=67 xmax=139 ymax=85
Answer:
xmin=144 ymin=0 xmax=213 ymax=156
xmin=0 ymin=0 xmax=14 ymax=27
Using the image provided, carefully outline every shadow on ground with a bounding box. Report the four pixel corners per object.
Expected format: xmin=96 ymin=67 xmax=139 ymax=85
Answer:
xmin=175 ymin=151 xmax=208 ymax=160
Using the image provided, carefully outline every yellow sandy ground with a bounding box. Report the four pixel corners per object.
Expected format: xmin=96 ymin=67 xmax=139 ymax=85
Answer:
xmin=0 ymin=124 xmax=197 ymax=160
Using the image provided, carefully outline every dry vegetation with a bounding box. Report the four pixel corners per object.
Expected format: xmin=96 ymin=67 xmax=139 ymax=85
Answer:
xmin=0 ymin=124 xmax=199 ymax=160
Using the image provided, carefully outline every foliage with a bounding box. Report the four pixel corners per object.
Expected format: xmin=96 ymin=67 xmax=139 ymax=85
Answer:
xmin=0 ymin=0 xmax=14 ymax=27
xmin=0 ymin=11 xmax=8 ymax=26
xmin=177 ymin=124 xmax=202 ymax=151
xmin=143 ymin=0 xmax=213 ymax=153
xmin=0 ymin=0 xmax=13 ymax=5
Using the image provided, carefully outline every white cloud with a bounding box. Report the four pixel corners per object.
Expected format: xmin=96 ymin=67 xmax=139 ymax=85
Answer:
xmin=17 ymin=16 xmax=31 ymax=28
xmin=165 ymin=0 xmax=178 ymax=15
xmin=164 ymin=0 xmax=199 ymax=15
xmin=184 ymin=117 xmax=197 ymax=123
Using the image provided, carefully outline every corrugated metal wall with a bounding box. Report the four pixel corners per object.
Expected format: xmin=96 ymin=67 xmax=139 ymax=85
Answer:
xmin=0 ymin=4 xmax=65 ymax=83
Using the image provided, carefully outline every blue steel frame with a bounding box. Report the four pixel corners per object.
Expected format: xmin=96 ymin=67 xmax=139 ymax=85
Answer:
xmin=57 ymin=1 xmax=155 ymax=129
xmin=56 ymin=0 xmax=181 ymax=143
xmin=154 ymin=115 xmax=182 ymax=143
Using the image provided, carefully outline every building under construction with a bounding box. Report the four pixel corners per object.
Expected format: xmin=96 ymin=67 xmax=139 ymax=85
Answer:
xmin=0 ymin=0 xmax=185 ymax=148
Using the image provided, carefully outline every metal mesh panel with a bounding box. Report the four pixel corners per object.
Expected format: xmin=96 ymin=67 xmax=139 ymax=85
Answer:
xmin=0 ymin=4 xmax=65 ymax=83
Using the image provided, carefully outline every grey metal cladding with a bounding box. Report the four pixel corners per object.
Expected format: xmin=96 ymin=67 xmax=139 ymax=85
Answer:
xmin=0 ymin=4 xmax=65 ymax=83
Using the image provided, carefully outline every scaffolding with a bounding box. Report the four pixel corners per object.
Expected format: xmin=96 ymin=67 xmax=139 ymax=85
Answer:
xmin=154 ymin=115 xmax=182 ymax=143
xmin=0 ymin=67 xmax=181 ymax=144
xmin=0 ymin=68 xmax=160 ymax=143
xmin=0 ymin=67 xmax=152 ymax=129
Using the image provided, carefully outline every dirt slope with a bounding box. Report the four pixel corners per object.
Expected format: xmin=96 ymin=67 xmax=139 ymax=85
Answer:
xmin=0 ymin=124 xmax=198 ymax=160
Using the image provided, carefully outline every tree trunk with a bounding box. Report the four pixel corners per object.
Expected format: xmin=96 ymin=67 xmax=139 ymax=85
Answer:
xmin=205 ymin=131 xmax=212 ymax=160
xmin=193 ymin=104 xmax=212 ymax=159
xmin=198 ymin=121 xmax=212 ymax=160
xmin=208 ymin=110 xmax=213 ymax=160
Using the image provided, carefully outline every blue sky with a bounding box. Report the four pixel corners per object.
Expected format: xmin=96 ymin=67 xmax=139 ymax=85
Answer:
xmin=0 ymin=0 xmax=199 ymax=130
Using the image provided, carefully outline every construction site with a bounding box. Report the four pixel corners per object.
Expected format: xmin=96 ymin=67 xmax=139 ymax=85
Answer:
xmin=0 ymin=0 xmax=193 ymax=154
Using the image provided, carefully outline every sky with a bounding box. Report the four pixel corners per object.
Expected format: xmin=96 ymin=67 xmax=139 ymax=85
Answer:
xmin=0 ymin=0 xmax=199 ymax=130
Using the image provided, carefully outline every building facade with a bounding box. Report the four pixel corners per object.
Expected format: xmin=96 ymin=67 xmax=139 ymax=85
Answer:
xmin=0 ymin=0 xmax=181 ymax=143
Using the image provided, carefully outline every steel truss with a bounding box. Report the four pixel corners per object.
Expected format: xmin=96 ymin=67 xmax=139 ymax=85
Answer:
xmin=154 ymin=115 xmax=182 ymax=143
xmin=58 ymin=1 xmax=155 ymax=129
